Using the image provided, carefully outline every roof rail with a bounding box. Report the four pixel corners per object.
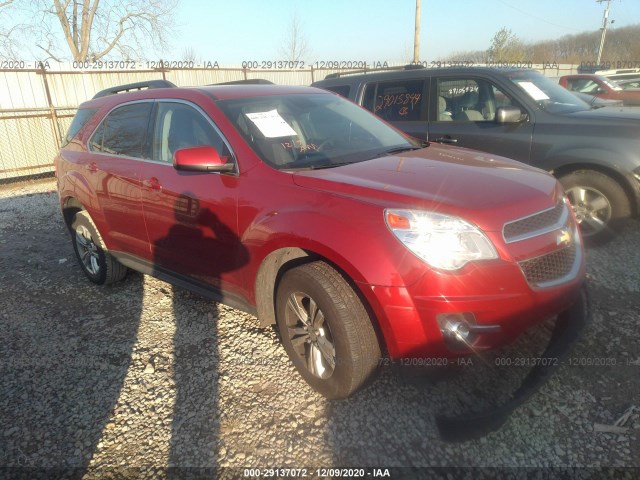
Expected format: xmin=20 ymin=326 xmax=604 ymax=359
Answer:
xmin=324 ymin=63 xmax=425 ymax=79
xmin=215 ymin=79 xmax=275 ymax=85
xmin=92 ymin=80 xmax=177 ymax=99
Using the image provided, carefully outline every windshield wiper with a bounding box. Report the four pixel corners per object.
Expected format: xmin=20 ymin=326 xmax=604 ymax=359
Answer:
xmin=308 ymin=161 xmax=353 ymax=170
xmin=376 ymin=145 xmax=424 ymax=157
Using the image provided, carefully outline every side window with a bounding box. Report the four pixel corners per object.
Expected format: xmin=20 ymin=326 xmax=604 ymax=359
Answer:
xmin=362 ymin=80 xmax=425 ymax=122
xmin=566 ymin=78 xmax=598 ymax=94
xmin=90 ymin=103 xmax=152 ymax=158
xmin=90 ymin=122 xmax=105 ymax=152
xmin=437 ymin=78 xmax=517 ymax=122
xmin=152 ymin=102 xmax=229 ymax=163
xmin=582 ymin=80 xmax=600 ymax=94
xmin=565 ymin=78 xmax=580 ymax=91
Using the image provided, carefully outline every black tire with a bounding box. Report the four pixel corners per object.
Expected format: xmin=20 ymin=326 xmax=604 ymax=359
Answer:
xmin=71 ymin=211 xmax=128 ymax=285
xmin=559 ymin=170 xmax=631 ymax=244
xmin=276 ymin=261 xmax=380 ymax=399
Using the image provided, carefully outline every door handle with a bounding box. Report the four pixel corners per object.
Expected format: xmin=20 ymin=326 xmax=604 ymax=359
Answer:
xmin=143 ymin=177 xmax=162 ymax=191
xmin=86 ymin=162 xmax=98 ymax=173
xmin=434 ymin=137 xmax=458 ymax=144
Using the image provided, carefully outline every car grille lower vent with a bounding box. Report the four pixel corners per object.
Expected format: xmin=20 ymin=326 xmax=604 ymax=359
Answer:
xmin=503 ymin=202 xmax=567 ymax=243
xmin=519 ymin=244 xmax=577 ymax=288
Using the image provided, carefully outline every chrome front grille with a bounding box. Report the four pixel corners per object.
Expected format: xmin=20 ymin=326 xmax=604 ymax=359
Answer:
xmin=518 ymin=244 xmax=578 ymax=288
xmin=503 ymin=201 xmax=582 ymax=288
xmin=503 ymin=202 xmax=568 ymax=243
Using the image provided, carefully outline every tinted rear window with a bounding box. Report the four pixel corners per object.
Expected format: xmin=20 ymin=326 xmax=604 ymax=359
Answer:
xmin=62 ymin=108 xmax=98 ymax=147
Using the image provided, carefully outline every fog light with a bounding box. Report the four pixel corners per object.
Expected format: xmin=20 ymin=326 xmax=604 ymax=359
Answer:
xmin=438 ymin=312 xmax=503 ymax=351
xmin=448 ymin=320 xmax=471 ymax=341
xmin=438 ymin=313 xmax=474 ymax=342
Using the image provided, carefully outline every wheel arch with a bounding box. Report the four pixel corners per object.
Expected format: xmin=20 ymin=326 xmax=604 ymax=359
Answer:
xmin=255 ymin=247 xmax=311 ymax=327
xmin=63 ymin=202 xmax=108 ymax=250
xmin=254 ymin=247 xmax=387 ymax=353
xmin=62 ymin=197 xmax=84 ymax=230
xmin=551 ymin=161 xmax=639 ymax=217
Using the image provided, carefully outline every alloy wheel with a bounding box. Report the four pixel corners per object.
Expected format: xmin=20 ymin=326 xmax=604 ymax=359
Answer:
xmin=565 ymin=186 xmax=612 ymax=237
xmin=75 ymin=225 xmax=100 ymax=275
xmin=285 ymin=291 xmax=336 ymax=379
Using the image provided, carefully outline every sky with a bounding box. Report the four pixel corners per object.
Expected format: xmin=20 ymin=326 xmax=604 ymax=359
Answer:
xmin=169 ymin=0 xmax=640 ymax=64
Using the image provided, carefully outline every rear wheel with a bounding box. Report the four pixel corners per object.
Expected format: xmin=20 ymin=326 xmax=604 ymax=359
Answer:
xmin=71 ymin=211 xmax=128 ymax=285
xmin=559 ymin=170 xmax=631 ymax=243
xmin=276 ymin=261 xmax=380 ymax=399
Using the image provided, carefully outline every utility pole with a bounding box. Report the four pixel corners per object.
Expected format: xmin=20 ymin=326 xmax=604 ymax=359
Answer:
xmin=596 ymin=0 xmax=612 ymax=65
xmin=413 ymin=0 xmax=421 ymax=63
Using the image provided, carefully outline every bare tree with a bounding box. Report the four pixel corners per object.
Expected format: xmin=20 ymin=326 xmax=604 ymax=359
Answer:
xmin=279 ymin=12 xmax=309 ymax=63
xmin=487 ymin=27 xmax=525 ymax=62
xmin=181 ymin=47 xmax=197 ymax=64
xmin=0 ymin=0 xmax=18 ymax=59
xmin=2 ymin=0 xmax=179 ymax=62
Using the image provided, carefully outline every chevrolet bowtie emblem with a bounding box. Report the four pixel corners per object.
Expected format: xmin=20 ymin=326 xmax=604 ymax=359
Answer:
xmin=557 ymin=228 xmax=572 ymax=246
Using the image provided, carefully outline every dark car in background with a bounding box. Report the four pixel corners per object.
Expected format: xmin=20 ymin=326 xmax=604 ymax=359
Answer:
xmin=312 ymin=66 xmax=640 ymax=242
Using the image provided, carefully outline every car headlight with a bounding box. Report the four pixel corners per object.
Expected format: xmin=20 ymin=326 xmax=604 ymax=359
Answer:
xmin=384 ymin=209 xmax=498 ymax=270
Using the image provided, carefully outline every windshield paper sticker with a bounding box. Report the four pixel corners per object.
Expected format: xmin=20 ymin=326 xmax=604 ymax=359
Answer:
xmin=517 ymin=81 xmax=550 ymax=101
xmin=245 ymin=110 xmax=297 ymax=138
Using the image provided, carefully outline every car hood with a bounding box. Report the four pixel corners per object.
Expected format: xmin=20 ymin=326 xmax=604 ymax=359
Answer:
xmin=573 ymin=92 xmax=622 ymax=106
xmin=291 ymin=145 xmax=561 ymax=233
xmin=564 ymin=107 xmax=640 ymax=121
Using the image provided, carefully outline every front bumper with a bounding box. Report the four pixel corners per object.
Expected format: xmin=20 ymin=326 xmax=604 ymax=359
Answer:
xmin=366 ymin=256 xmax=585 ymax=359
xmin=436 ymin=284 xmax=590 ymax=441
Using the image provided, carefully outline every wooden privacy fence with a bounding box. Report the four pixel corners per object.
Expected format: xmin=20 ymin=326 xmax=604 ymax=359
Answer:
xmin=0 ymin=63 xmax=581 ymax=181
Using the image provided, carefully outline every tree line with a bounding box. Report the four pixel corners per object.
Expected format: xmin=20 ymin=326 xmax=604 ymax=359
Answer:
xmin=445 ymin=24 xmax=640 ymax=65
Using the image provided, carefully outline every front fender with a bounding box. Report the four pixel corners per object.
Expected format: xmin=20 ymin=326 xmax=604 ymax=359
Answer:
xmin=246 ymin=207 xmax=428 ymax=292
xmin=542 ymin=147 xmax=640 ymax=212
xmin=543 ymin=146 xmax=633 ymax=173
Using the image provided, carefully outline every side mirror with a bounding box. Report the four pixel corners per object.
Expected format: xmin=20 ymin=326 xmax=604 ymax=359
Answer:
xmin=495 ymin=106 xmax=523 ymax=124
xmin=173 ymin=146 xmax=235 ymax=173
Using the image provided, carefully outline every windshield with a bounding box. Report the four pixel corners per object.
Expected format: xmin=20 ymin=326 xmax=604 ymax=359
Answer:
xmin=601 ymin=77 xmax=623 ymax=91
xmin=217 ymin=93 xmax=417 ymax=170
xmin=506 ymin=70 xmax=591 ymax=114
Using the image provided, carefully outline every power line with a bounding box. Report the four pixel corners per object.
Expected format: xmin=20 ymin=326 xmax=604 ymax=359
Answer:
xmin=495 ymin=0 xmax=582 ymax=31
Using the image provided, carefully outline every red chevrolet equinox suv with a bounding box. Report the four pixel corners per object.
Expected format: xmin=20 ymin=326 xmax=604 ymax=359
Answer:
xmin=55 ymin=80 xmax=587 ymax=404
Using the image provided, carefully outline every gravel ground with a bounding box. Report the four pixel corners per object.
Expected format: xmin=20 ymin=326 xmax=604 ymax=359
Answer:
xmin=0 ymin=177 xmax=639 ymax=479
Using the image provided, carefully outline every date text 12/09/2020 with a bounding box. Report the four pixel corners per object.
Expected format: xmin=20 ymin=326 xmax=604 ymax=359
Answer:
xmin=243 ymin=468 xmax=392 ymax=478
xmin=240 ymin=60 xmax=390 ymax=69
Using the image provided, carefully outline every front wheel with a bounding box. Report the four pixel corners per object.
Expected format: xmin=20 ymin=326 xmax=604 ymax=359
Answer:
xmin=276 ymin=262 xmax=381 ymax=399
xmin=559 ymin=170 xmax=631 ymax=243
